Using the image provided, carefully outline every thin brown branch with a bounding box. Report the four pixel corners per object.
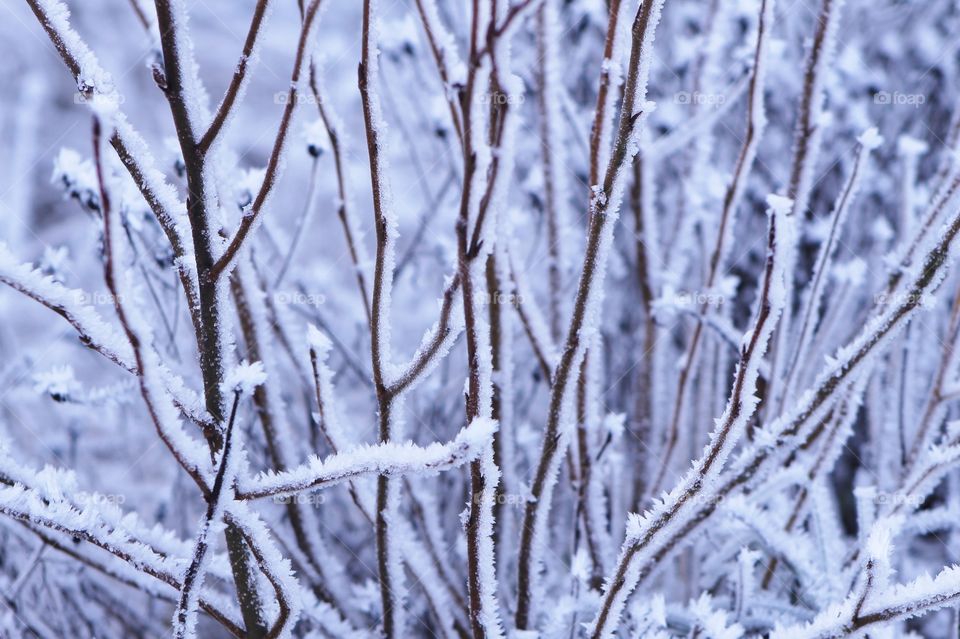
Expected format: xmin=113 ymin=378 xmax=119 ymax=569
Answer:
xmin=211 ymin=0 xmax=323 ymax=280
xmin=199 ymin=0 xmax=271 ymax=155
xmin=515 ymin=0 xmax=663 ymax=626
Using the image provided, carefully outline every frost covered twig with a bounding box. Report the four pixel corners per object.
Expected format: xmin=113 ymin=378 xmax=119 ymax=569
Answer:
xmin=650 ymin=0 xmax=775 ymax=495
xmin=198 ymin=0 xmax=271 ymax=155
xmin=173 ymin=390 xmax=241 ymax=639
xmin=515 ymin=0 xmax=665 ymax=627
xmin=14 ymin=0 xmax=960 ymax=636
xmin=589 ymin=191 xmax=795 ymax=639
xmin=237 ymin=418 xmax=497 ymax=500
xmin=211 ymin=0 xmax=324 ymax=280
xmin=780 ymin=128 xmax=882 ymax=406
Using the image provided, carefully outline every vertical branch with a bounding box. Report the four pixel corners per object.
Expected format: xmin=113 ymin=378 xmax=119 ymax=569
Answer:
xmin=574 ymin=347 xmax=608 ymax=588
xmin=152 ymin=0 xmax=227 ymax=440
xmin=358 ymin=0 xmax=406 ymax=635
xmin=535 ymin=0 xmax=566 ymax=341
xmin=515 ymin=0 xmax=665 ymax=628
xmin=93 ymin=115 xmax=261 ymax=637
xmin=153 ymin=0 xmax=284 ymax=633
xmin=486 ymin=251 xmax=513 ymax=550
xmin=649 ymin=0 xmax=774 ymax=495
xmin=458 ymin=0 xmax=521 ymax=634
xmin=903 ymin=277 xmax=960 ymax=471
xmin=211 ymin=0 xmax=325 ymax=279
xmin=231 ymin=259 xmax=355 ymax=619
xmin=589 ymin=191 xmax=795 ymax=638
xmin=89 ymin=119 xmax=214 ymax=492
xmin=779 ymin=129 xmax=881 ymax=407
xmin=629 ymin=138 xmax=658 ymax=507
xmin=766 ymin=0 xmax=845 ymax=412
xmin=784 ymin=0 xmax=844 ymax=219
xmin=413 ymin=0 xmax=466 ymax=148
xmin=587 ymin=0 xmax=627 ymax=191
xmin=199 ymin=0 xmax=272 ymax=154
xmin=307 ymin=64 xmax=374 ymax=328
xmin=173 ymin=391 xmax=241 ymax=639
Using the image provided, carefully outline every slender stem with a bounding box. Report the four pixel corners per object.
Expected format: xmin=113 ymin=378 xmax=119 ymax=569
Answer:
xmin=274 ymin=156 xmax=320 ymax=288
xmin=649 ymin=0 xmax=772 ymax=494
xmin=199 ymin=0 xmax=271 ymax=155
xmin=591 ymin=176 xmax=960 ymax=636
xmin=173 ymin=391 xmax=241 ymax=639
xmin=630 ymin=151 xmax=657 ymax=507
xmin=308 ymin=64 xmax=374 ymax=328
xmin=535 ymin=1 xmax=564 ymax=342
xmin=412 ymin=0 xmax=465 ymax=147
xmin=153 ymin=1 xmax=272 ymax=633
xmin=212 ymin=0 xmax=324 ymax=280
xmin=516 ymin=0 xmax=664 ymax=627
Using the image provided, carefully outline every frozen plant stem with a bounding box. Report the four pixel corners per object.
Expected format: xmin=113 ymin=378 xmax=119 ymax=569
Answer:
xmin=515 ymin=0 xmax=665 ymax=628
xmin=589 ymin=186 xmax=793 ymax=639
xmin=152 ymin=0 xmax=288 ymax=632
xmin=307 ymin=63 xmax=374 ymax=328
xmin=535 ymin=0 xmax=566 ymax=342
xmin=173 ymin=390 xmax=241 ymax=639
xmin=211 ymin=0 xmax=324 ymax=280
xmin=767 ymin=0 xmax=844 ymax=415
xmin=17 ymin=0 xmax=960 ymax=637
xmin=358 ymin=0 xmax=406 ymax=635
xmin=649 ymin=0 xmax=773 ymax=496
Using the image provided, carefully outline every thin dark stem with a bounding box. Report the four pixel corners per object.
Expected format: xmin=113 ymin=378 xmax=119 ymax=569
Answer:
xmin=152 ymin=1 xmax=271 ymax=634
xmin=174 ymin=391 xmax=241 ymax=638
xmin=212 ymin=0 xmax=323 ymax=280
xmin=274 ymin=156 xmax=319 ymax=288
xmin=516 ymin=0 xmax=662 ymax=627
xmin=199 ymin=0 xmax=271 ymax=155
xmin=308 ymin=64 xmax=374 ymax=328
xmin=358 ymin=0 xmax=402 ymax=633
xmin=93 ymin=117 xmax=213 ymax=496
xmin=535 ymin=2 xmax=564 ymax=342
xmin=412 ymin=0 xmax=465 ymax=147
xmin=650 ymin=0 xmax=771 ymax=495
xmin=629 ymin=152 xmax=656 ymax=507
